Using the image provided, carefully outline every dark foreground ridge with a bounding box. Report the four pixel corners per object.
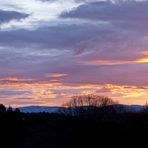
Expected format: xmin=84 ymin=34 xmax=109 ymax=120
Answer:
xmin=1 ymin=103 xmax=148 ymax=148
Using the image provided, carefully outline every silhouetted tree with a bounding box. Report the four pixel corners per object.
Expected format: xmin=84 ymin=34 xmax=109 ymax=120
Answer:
xmin=64 ymin=94 xmax=117 ymax=108
xmin=63 ymin=94 xmax=118 ymax=116
xmin=0 ymin=104 xmax=6 ymax=114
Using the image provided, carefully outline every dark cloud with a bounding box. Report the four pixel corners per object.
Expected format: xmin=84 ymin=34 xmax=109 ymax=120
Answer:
xmin=0 ymin=24 xmax=103 ymax=49
xmin=61 ymin=1 xmax=148 ymax=33
xmin=61 ymin=1 xmax=148 ymax=21
xmin=0 ymin=10 xmax=29 ymax=24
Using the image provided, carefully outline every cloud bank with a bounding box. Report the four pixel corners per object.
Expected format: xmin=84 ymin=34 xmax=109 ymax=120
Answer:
xmin=0 ymin=0 xmax=148 ymax=106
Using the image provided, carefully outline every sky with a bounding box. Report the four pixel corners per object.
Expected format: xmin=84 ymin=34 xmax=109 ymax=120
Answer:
xmin=0 ymin=0 xmax=148 ymax=107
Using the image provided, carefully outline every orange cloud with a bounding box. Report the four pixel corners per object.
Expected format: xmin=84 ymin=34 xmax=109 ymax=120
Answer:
xmin=136 ymin=58 xmax=148 ymax=63
xmin=79 ymin=59 xmax=132 ymax=65
xmin=46 ymin=73 xmax=68 ymax=78
xmin=1 ymin=79 xmax=148 ymax=107
xmin=0 ymin=77 xmax=34 ymax=82
xmin=78 ymin=56 xmax=148 ymax=66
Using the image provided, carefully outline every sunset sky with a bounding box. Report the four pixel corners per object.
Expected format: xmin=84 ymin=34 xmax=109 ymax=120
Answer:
xmin=0 ymin=0 xmax=148 ymax=107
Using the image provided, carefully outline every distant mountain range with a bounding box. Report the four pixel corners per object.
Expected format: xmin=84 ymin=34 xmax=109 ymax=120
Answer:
xmin=18 ymin=106 xmax=62 ymax=113
xmin=113 ymin=104 xmax=145 ymax=112
xmin=17 ymin=104 xmax=146 ymax=113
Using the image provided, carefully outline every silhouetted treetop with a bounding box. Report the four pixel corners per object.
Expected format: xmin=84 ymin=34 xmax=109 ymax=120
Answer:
xmin=7 ymin=106 xmax=13 ymax=113
xmin=64 ymin=94 xmax=118 ymax=108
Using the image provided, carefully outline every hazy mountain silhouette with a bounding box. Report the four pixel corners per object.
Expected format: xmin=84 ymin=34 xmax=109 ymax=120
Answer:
xmin=17 ymin=104 xmax=145 ymax=113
